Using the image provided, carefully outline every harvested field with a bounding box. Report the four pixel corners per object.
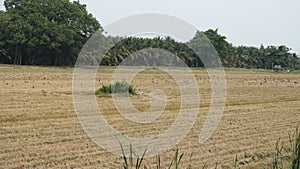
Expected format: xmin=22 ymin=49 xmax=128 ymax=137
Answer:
xmin=1 ymin=65 xmax=300 ymax=168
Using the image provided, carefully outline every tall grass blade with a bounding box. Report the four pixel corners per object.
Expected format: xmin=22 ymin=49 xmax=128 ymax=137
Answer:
xmin=290 ymin=126 xmax=300 ymax=169
xmin=156 ymin=155 xmax=161 ymax=169
xmin=120 ymin=142 xmax=128 ymax=169
xmin=130 ymin=144 xmax=133 ymax=167
xmin=137 ymin=149 xmax=147 ymax=169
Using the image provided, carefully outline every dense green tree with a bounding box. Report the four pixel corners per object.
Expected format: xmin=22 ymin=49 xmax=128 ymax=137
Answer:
xmin=0 ymin=0 xmax=101 ymax=65
xmin=203 ymin=29 xmax=230 ymax=66
xmin=0 ymin=11 xmax=12 ymax=63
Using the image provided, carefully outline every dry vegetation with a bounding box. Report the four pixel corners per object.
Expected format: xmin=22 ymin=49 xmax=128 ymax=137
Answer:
xmin=1 ymin=64 xmax=300 ymax=168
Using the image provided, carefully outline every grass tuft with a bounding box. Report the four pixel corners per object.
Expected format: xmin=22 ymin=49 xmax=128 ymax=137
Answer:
xmin=271 ymin=125 xmax=300 ymax=169
xmin=289 ymin=126 xmax=300 ymax=169
xmin=95 ymin=81 xmax=137 ymax=96
xmin=119 ymin=145 xmax=184 ymax=169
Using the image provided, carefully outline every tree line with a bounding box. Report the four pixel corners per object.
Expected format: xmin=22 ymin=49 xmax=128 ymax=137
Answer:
xmin=98 ymin=30 xmax=300 ymax=70
xmin=0 ymin=0 xmax=299 ymax=69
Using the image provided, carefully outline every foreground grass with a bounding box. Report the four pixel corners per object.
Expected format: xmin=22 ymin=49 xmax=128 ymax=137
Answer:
xmin=272 ymin=126 xmax=300 ymax=169
xmin=118 ymin=126 xmax=300 ymax=169
xmin=118 ymin=147 xmax=184 ymax=169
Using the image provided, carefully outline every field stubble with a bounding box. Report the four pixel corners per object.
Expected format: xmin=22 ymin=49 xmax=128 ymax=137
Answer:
xmin=0 ymin=65 xmax=300 ymax=168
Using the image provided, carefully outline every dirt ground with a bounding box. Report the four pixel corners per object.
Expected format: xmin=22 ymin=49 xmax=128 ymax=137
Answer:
xmin=1 ymin=64 xmax=300 ymax=168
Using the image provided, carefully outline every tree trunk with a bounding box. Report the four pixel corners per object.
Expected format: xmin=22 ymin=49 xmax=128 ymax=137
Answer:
xmin=13 ymin=45 xmax=22 ymax=65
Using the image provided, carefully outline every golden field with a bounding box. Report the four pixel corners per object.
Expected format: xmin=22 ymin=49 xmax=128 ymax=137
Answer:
xmin=1 ymin=64 xmax=300 ymax=168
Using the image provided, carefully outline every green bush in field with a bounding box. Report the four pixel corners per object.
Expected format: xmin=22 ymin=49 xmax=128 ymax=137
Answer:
xmin=95 ymin=81 xmax=136 ymax=96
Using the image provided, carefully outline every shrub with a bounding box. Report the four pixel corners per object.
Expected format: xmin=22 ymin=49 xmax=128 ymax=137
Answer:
xmin=95 ymin=81 xmax=136 ymax=96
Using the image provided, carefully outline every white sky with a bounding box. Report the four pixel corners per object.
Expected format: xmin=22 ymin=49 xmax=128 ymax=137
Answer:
xmin=78 ymin=0 xmax=299 ymax=54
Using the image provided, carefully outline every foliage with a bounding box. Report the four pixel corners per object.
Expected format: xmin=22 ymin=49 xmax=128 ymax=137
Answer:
xmin=0 ymin=1 xmax=299 ymax=68
xmin=202 ymin=29 xmax=230 ymax=67
xmin=119 ymin=144 xmax=147 ymax=169
xmin=118 ymin=106 xmax=299 ymax=169
xmin=230 ymin=45 xmax=299 ymax=70
xmin=119 ymin=145 xmax=184 ymax=169
xmin=270 ymin=126 xmax=300 ymax=169
xmin=99 ymin=30 xmax=299 ymax=70
xmin=272 ymin=140 xmax=284 ymax=169
xmin=289 ymin=127 xmax=300 ymax=169
xmin=100 ymin=36 xmax=198 ymax=67
xmin=95 ymin=81 xmax=136 ymax=96
xmin=0 ymin=0 xmax=101 ymax=66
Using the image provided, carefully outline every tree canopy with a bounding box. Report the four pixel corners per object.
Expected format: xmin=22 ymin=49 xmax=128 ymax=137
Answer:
xmin=0 ymin=0 xmax=101 ymax=65
xmin=97 ymin=30 xmax=299 ymax=70
xmin=0 ymin=0 xmax=299 ymax=69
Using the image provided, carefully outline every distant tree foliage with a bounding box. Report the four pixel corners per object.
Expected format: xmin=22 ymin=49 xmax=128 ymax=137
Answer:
xmin=99 ymin=30 xmax=299 ymax=69
xmin=0 ymin=1 xmax=299 ymax=69
xmin=99 ymin=36 xmax=199 ymax=67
